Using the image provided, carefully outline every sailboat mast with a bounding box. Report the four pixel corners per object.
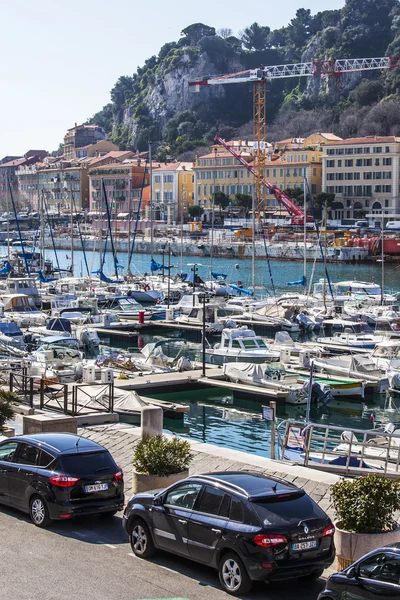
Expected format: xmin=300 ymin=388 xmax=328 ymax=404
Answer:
xmin=381 ymin=212 xmax=384 ymax=305
xmin=40 ymin=190 xmax=45 ymax=271
xmin=251 ymin=186 xmax=256 ymax=293
xmin=70 ymin=190 xmax=74 ymax=275
xmin=303 ymin=176 xmax=307 ymax=286
xmin=323 ymin=201 xmax=328 ymax=311
xmin=6 ymin=184 xmax=10 ymax=261
xmin=149 ymin=141 xmax=153 ymax=259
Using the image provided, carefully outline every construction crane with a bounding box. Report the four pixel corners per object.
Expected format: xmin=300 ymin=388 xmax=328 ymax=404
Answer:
xmin=189 ymin=56 xmax=400 ymax=224
xmin=215 ymin=135 xmax=310 ymax=224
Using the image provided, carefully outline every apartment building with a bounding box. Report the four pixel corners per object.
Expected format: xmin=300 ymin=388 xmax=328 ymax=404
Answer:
xmin=0 ymin=150 xmax=47 ymax=208
xmin=322 ymin=136 xmax=400 ymax=220
xmin=193 ymin=133 xmax=327 ymax=216
xmin=37 ymin=161 xmax=89 ymax=214
xmin=88 ymin=162 xmax=149 ymax=216
xmin=63 ymin=124 xmax=107 ymax=161
xmin=150 ymin=162 xmax=194 ymax=224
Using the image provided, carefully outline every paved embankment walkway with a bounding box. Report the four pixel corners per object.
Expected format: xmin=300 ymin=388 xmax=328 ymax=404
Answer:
xmin=78 ymin=423 xmax=341 ymax=519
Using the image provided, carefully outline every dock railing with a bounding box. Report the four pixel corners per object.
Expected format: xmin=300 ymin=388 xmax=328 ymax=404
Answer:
xmin=278 ymin=420 xmax=400 ymax=478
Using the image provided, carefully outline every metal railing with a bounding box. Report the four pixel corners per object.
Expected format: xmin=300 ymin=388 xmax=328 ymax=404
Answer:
xmin=9 ymin=368 xmax=34 ymax=408
xmin=278 ymin=420 xmax=400 ymax=478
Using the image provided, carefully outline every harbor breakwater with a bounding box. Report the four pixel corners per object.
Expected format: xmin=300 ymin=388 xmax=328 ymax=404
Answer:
xmin=44 ymin=237 xmax=376 ymax=263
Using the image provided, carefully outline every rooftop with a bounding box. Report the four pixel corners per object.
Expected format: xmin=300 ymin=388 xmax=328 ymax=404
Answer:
xmin=326 ymin=136 xmax=400 ymax=145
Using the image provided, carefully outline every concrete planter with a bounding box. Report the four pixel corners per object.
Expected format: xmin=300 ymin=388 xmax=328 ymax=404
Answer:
xmin=335 ymin=522 xmax=400 ymax=570
xmin=0 ymin=427 xmax=15 ymax=438
xmin=132 ymin=469 xmax=189 ymax=493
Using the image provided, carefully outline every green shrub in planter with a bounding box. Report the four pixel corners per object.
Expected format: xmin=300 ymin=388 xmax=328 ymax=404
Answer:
xmin=0 ymin=389 xmax=20 ymax=430
xmin=133 ymin=435 xmax=193 ymax=476
xmin=330 ymin=474 xmax=400 ymax=534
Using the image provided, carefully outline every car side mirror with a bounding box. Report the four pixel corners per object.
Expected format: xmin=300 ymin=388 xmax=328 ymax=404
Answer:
xmin=346 ymin=566 xmax=357 ymax=579
xmin=153 ymin=495 xmax=163 ymax=507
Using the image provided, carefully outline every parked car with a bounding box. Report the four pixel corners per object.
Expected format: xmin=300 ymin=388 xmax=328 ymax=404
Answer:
xmin=0 ymin=433 xmax=124 ymax=527
xmin=318 ymin=544 xmax=400 ymax=599
xmin=123 ymin=471 xmax=335 ymax=596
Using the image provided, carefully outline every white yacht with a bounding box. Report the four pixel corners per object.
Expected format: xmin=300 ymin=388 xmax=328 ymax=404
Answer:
xmin=206 ymin=328 xmax=281 ymax=365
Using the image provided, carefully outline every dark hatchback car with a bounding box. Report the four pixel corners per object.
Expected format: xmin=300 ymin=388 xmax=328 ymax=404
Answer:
xmin=318 ymin=544 xmax=400 ymax=600
xmin=0 ymin=433 xmax=124 ymax=527
xmin=123 ymin=471 xmax=335 ymax=595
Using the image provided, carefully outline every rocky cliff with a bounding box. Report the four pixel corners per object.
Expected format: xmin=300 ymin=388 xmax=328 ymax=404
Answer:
xmin=87 ymin=1 xmax=400 ymax=158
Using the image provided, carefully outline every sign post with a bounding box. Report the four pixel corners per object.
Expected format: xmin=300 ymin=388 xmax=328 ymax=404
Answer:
xmin=262 ymin=402 xmax=276 ymax=460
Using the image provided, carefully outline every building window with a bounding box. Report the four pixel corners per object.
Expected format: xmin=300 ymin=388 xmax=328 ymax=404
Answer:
xmin=383 ymin=157 xmax=392 ymax=166
xmin=335 ymin=173 xmax=344 ymax=180
xmin=154 ymin=175 xmax=161 ymax=183
xmin=335 ymin=186 xmax=343 ymax=193
xmin=383 ymin=185 xmax=392 ymax=193
xmin=373 ymin=146 xmax=382 ymax=153
xmin=385 ymin=199 xmax=389 ymax=207
xmin=313 ymin=168 xmax=317 ymax=176
xmin=363 ymin=147 xmax=370 ymax=154
xmin=383 ymin=172 xmax=392 ymax=179
xmin=345 ymin=173 xmax=353 ymax=180
xmin=364 ymin=172 xmax=372 ymax=180
xmin=364 ymin=158 xmax=372 ymax=167
xmin=375 ymin=185 xmax=382 ymax=193
xmin=375 ymin=158 xmax=380 ymax=166
xmin=354 ymin=172 xmax=360 ymax=180
xmin=385 ymin=146 xmax=390 ymax=153
xmin=311 ymin=184 xmax=316 ymax=193
xmin=374 ymin=172 xmax=382 ymax=180
xmin=338 ymin=159 xmax=342 ymax=167
xmin=355 ymin=148 xmax=363 ymax=154
xmin=327 ymin=160 xmax=335 ymax=168
xmin=345 ymin=159 xmax=353 ymax=167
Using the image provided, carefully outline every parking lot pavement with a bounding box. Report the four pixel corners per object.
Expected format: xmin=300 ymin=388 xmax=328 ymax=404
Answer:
xmin=0 ymin=506 xmax=326 ymax=600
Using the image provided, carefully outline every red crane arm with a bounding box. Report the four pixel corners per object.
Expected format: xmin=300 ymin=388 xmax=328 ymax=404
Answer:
xmin=215 ymin=136 xmax=304 ymax=218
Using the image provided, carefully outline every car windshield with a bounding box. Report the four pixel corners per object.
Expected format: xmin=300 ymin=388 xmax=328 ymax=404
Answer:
xmin=59 ymin=451 xmax=116 ymax=475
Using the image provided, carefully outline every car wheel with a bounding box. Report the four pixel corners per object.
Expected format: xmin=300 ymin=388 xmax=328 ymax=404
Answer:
xmin=219 ymin=552 xmax=252 ymax=596
xmin=129 ymin=519 xmax=155 ymax=558
xmin=301 ymin=568 xmax=324 ymax=580
xmin=30 ymin=495 xmax=52 ymax=528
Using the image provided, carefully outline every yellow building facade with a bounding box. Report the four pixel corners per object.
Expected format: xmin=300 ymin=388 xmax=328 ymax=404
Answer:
xmin=151 ymin=162 xmax=194 ymax=223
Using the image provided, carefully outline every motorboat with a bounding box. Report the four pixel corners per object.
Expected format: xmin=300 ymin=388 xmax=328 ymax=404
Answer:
xmin=311 ymin=354 xmax=389 ymax=394
xmin=372 ymin=340 xmax=400 ymax=371
xmin=28 ymin=336 xmax=84 ymax=383
xmin=175 ymin=304 xmax=228 ymax=333
xmin=206 ymin=328 xmax=281 ymax=365
xmin=0 ymin=321 xmax=25 ymax=350
xmin=0 ymin=294 xmax=46 ymax=327
xmin=223 ymin=362 xmax=308 ymax=404
xmin=0 ymin=277 xmax=41 ymax=307
xmin=317 ymin=321 xmax=383 ymax=350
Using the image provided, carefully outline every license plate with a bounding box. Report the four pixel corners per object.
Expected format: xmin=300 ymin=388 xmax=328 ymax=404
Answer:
xmin=85 ymin=483 xmax=108 ymax=493
xmin=292 ymin=540 xmax=317 ymax=551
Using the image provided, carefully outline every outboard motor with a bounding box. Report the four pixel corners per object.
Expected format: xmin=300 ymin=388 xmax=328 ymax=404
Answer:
xmin=302 ymin=380 xmax=332 ymax=405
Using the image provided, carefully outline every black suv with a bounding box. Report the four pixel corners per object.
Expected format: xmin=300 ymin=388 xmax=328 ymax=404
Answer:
xmin=0 ymin=433 xmax=124 ymax=527
xmin=123 ymin=471 xmax=335 ymax=595
xmin=319 ymin=544 xmax=400 ymax=599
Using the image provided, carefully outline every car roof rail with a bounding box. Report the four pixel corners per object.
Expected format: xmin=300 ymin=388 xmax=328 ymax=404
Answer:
xmin=189 ymin=474 xmax=249 ymax=497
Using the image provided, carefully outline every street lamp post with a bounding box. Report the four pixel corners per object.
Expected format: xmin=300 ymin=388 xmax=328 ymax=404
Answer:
xmin=199 ymin=292 xmax=209 ymax=377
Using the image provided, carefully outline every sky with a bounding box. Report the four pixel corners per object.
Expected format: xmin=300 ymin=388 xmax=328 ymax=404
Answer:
xmin=0 ymin=0 xmax=345 ymax=157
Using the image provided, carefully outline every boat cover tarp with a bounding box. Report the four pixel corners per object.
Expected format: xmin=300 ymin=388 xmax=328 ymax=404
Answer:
xmin=229 ymin=284 xmax=253 ymax=296
xmin=287 ymin=275 xmax=306 ymax=286
xmin=46 ymin=318 xmax=72 ymax=333
xmin=223 ymin=361 xmax=265 ymax=382
xmin=94 ymin=270 xmax=124 ymax=284
xmin=212 ymin=272 xmax=227 ymax=280
xmin=38 ymin=270 xmax=57 ymax=283
xmin=0 ymin=262 xmax=11 ymax=275
xmin=150 ymin=258 xmax=173 ymax=272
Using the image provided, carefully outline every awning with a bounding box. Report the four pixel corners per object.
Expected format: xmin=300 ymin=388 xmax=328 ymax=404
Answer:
xmin=117 ymin=213 xmax=129 ymax=218
xmin=87 ymin=211 xmax=106 ymax=217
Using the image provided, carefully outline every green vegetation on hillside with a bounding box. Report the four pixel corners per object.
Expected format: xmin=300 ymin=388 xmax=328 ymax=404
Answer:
xmin=86 ymin=0 xmax=400 ymax=158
